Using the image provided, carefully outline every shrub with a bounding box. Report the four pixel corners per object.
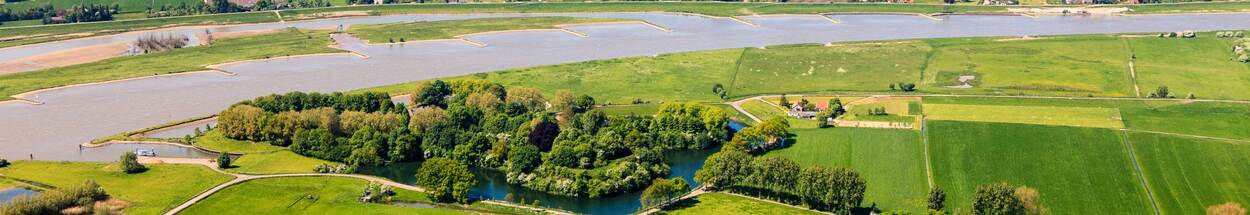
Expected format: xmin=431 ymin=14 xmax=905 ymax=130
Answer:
xmin=0 ymin=181 xmax=107 ymax=215
xmin=972 ymin=183 xmax=1025 ymax=215
xmin=0 ymin=159 xmax=8 ymax=168
xmin=217 ymin=152 xmax=232 ymax=169
xmin=118 ymin=152 xmax=146 ymax=174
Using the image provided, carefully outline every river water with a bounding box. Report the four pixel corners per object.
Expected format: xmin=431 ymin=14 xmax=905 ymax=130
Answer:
xmin=3 ymin=12 xmax=1250 ymax=161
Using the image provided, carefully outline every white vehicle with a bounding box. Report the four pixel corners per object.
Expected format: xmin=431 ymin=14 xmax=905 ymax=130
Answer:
xmin=135 ymin=149 xmax=156 ymax=157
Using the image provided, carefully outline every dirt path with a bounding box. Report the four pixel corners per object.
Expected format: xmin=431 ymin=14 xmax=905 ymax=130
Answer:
xmin=0 ymin=43 xmax=128 ymax=74
xmin=921 ymin=115 xmax=935 ymax=190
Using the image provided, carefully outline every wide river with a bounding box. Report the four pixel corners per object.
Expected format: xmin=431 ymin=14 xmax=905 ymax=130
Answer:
xmin=3 ymin=12 xmax=1250 ymax=161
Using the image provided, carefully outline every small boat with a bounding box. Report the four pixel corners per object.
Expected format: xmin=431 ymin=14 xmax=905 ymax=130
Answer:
xmin=135 ymin=149 xmax=156 ymax=157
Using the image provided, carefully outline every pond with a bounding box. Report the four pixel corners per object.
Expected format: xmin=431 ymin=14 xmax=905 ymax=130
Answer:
xmin=0 ymin=187 xmax=39 ymax=204
xmin=74 ymin=142 xmax=220 ymax=162
xmin=362 ymin=146 xmax=719 ymax=215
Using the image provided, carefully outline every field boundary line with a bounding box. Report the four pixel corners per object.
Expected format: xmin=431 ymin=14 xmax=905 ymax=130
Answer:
xmin=1122 ymin=38 xmax=1142 ymax=97
xmin=921 ymin=114 xmax=935 ymax=190
xmin=1124 ymin=129 xmax=1250 ymax=144
xmin=1119 ymin=129 xmax=1162 ymax=215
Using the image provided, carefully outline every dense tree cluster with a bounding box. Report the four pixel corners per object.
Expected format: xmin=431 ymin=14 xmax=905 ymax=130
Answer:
xmin=146 ymin=0 xmax=331 ymax=18
xmin=0 ymin=4 xmax=117 ymax=24
xmin=724 ymin=117 xmax=790 ymax=153
xmin=694 ymin=150 xmax=867 ymax=213
xmin=214 ymin=79 xmax=733 ymax=198
xmin=971 ymin=183 xmax=1044 ymax=215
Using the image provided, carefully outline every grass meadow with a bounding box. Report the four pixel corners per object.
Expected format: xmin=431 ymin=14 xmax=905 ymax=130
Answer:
xmin=0 ymin=29 xmax=342 ymax=101
xmin=922 ymin=36 xmax=1135 ymax=97
xmin=658 ymin=192 xmax=823 ymax=215
xmin=1128 ymin=132 xmax=1250 ymax=215
xmin=762 ymin=128 xmax=927 ymax=212
xmin=193 ymin=130 xmax=283 ymax=154
xmin=226 ymin=151 xmax=340 ymax=174
xmin=923 ymin=103 xmax=1124 ymax=128
xmin=180 ymin=176 xmax=468 ymax=215
xmin=923 ymin=96 xmax=1250 ymax=140
xmin=347 ymin=16 xmax=628 ymax=44
xmin=730 ymin=42 xmax=930 ymax=96
xmin=928 ymin=121 xmax=1153 ymax=214
xmin=0 ymin=161 xmax=233 ymax=214
xmin=0 ymin=0 xmax=203 ymax=13
xmin=1126 ymin=35 xmax=1250 ymax=100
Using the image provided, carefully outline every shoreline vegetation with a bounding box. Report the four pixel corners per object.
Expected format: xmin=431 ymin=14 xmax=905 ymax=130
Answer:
xmin=2 ymin=1 xmax=1250 ymax=48
xmin=347 ymin=16 xmax=631 ymax=44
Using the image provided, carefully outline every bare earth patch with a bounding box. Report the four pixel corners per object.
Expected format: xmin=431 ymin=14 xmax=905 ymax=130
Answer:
xmin=0 ymin=43 xmax=128 ymax=74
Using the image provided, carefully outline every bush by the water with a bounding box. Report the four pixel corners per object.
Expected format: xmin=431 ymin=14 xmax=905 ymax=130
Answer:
xmin=217 ymin=152 xmax=232 ymax=169
xmin=118 ymin=152 xmax=146 ymax=174
xmin=0 ymin=181 xmax=108 ymax=215
xmin=0 ymin=158 xmax=8 ymax=168
xmin=214 ymin=79 xmax=733 ymax=198
xmin=131 ymin=34 xmax=189 ymax=54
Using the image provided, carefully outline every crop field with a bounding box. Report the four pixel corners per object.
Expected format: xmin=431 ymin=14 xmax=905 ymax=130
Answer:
xmin=658 ymin=192 xmax=823 ymax=215
xmin=762 ymin=128 xmax=926 ymax=212
xmin=1126 ymin=35 xmax=1250 ymax=100
xmin=928 ymin=121 xmax=1153 ymax=214
xmin=227 ymin=151 xmax=340 ymax=174
xmin=731 ymin=42 xmax=930 ymax=96
xmin=0 ymin=161 xmax=233 ymax=214
xmin=922 ymin=36 xmax=1135 ymax=97
xmin=0 ymin=29 xmax=341 ymax=101
xmin=841 ymin=96 xmax=920 ymax=123
xmin=924 ymin=103 xmax=1125 ymax=128
xmin=180 ymin=176 xmax=466 ymax=215
xmin=1128 ymin=132 xmax=1250 ymax=215
xmin=347 ymin=16 xmax=628 ymax=44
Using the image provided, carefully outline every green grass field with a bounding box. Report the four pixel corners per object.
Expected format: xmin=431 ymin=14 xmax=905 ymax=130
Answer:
xmin=449 ymin=49 xmax=742 ymax=104
xmin=1128 ymin=132 xmax=1250 ymax=215
xmin=1126 ymin=35 xmax=1250 ymax=100
xmin=0 ymin=11 xmax=280 ymax=49
xmin=1120 ymin=101 xmax=1250 ymax=141
xmin=180 ymin=176 xmax=467 ymax=215
xmin=928 ymin=121 xmax=1153 ymax=214
xmin=658 ymin=192 xmax=822 ymax=215
xmin=193 ymin=130 xmax=283 ymax=154
xmin=924 ymin=103 xmax=1124 ymax=128
xmin=347 ymin=16 xmax=628 ymax=43
xmin=762 ymin=128 xmax=927 ymax=212
xmin=0 ymin=161 xmax=234 ymax=214
xmin=0 ymin=29 xmax=341 ymax=102
xmin=731 ymin=42 xmax=930 ymax=96
xmin=1125 ymin=1 xmax=1250 ymax=14
xmin=227 ymin=151 xmax=340 ymax=174
xmin=923 ymin=36 xmax=1135 ymax=97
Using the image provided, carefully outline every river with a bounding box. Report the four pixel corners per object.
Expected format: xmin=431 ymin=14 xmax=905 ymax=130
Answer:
xmin=4 ymin=12 xmax=1250 ymax=161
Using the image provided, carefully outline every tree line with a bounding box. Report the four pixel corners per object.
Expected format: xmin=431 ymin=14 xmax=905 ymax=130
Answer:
xmin=213 ymin=79 xmax=734 ymax=200
xmin=0 ymin=4 xmax=117 ymax=25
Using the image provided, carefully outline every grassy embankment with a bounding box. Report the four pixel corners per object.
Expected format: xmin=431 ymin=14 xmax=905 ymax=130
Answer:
xmin=762 ymin=128 xmax=927 ymax=213
xmin=658 ymin=192 xmax=823 ymax=215
xmin=0 ymin=29 xmax=341 ymax=101
xmin=179 ymin=176 xmax=546 ymax=215
xmin=1126 ymin=33 xmax=1250 ymax=100
xmin=0 ymin=161 xmax=234 ymax=214
xmin=347 ymin=16 xmax=630 ymax=43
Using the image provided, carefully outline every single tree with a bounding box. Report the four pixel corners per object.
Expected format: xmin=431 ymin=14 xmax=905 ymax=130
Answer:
xmin=640 ymin=178 xmax=690 ymax=208
xmin=928 ymin=186 xmax=947 ymax=211
xmin=119 ymin=152 xmax=146 ymax=174
xmin=217 ymin=151 xmax=231 ymax=169
xmin=0 ymin=158 xmax=9 ymax=168
xmin=779 ymin=94 xmax=791 ymax=107
xmin=415 ymin=158 xmax=477 ymax=203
